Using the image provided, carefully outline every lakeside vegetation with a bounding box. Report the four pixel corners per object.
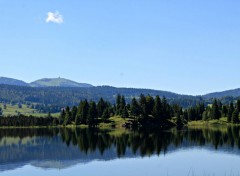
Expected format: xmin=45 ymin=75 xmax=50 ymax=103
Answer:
xmin=0 ymin=103 xmax=59 ymax=117
xmin=0 ymin=94 xmax=240 ymax=129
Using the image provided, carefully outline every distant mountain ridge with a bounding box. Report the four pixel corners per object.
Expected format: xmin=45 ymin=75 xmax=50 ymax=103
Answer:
xmin=0 ymin=77 xmax=29 ymax=87
xmin=0 ymin=77 xmax=240 ymax=105
xmin=203 ymin=88 xmax=240 ymax=99
xmin=30 ymin=78 xmax=93 ymax=88
xmin=0 ymin=77 xmax=93 ymax=88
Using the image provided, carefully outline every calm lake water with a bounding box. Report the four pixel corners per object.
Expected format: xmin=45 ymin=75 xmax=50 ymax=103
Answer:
xmin=0 ymin=127 xmax=240 ymax=176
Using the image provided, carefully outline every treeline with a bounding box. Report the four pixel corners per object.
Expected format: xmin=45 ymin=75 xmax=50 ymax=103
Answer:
xmin=0 ymin=114 xmax=55 ymax=127
xmin=58 ymin=94 xmax=176 ymax=128
xmin=183 ymin=99 xmax=240 ymax=123
xmin=0 ymin=94 xmax=175 ymax=128
xmin=1 ymin=94 xmax=240 ymax=127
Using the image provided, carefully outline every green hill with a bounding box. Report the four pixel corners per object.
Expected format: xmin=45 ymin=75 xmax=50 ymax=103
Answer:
xmin=30 ymin=78 xmax=93 ymax=88
xmin=0 ymin=77 xmax=28 ymax=87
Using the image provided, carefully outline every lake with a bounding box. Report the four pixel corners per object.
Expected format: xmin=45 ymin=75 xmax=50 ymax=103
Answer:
xmin=0 ymin=127 xmax=240 ymax=176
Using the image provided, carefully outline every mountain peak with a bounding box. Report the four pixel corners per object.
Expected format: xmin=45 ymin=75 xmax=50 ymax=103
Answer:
xmin=30 ymin=77 xmax=93 ymax=88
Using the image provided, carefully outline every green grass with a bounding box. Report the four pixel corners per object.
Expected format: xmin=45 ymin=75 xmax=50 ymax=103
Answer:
xmin=187 ymin=117 xmax=239 ymax=127
xmin=0 ymin=103 xmax=60 ymax=117
xmin=98 ymin=116 xmax=129 ymax=128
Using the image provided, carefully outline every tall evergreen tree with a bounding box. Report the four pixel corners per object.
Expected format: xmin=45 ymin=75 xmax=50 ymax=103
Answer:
xmin=71 ymin=106 xmax=77 ymax=123
xmin=120 ymin=96 xmax=126 ymax=113
xmin=237 ymin=99 xmax=240 ymax=112
xmin=121 ymin=106 xmax=129 ymax=119
xmin=87 ymin=101 xmax=97 ymax=127
xmin=232 ymin=109 xmax=239 ymax=124
xmin=116 ymin=94 xmax=121 ymax=115
xmin=153 ymin=96 xmax=162 ymax=120
xmin=222 ymin=105 xmax=228 ymax=117
xmin=130 ymin=98 xmax=141 ymax=120
xmin=146 ymin=95 xmax=154 ymax=115
xmin=162 ymin=97 xmax=170 ymax=120
xmin=139 ymin=94 xmax=147 ymax=118
xmin=59 ymin=109 xmax=65 ymax=125
xmin=97 ymin=98 xmax=106 ymax=118
xmin=75 ymin=100 xmax=89 ymax=125
xmin=102 ymin=108 xmax=110 ymax=122
xmin=210 ymin=99 xmax=221 ymax=120
xmin=64 ymin=106 xmax=71 ymax=125
xmin=228 ymin=102 xmax=234 ymax=122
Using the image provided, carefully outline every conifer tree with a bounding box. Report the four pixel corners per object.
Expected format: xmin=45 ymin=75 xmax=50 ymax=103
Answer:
xmin=76 ymin=100 xmax=89 ymax=125
xmin=121 ymin=106 xmax=129 ymax=118
xmin=232 ymin=109 xmax=239 ymax=124
xmin=139 ymin=94 xmax=147 ymax=118
xmin=146 ymin=95 xmax=154 ymax=115
xmin=97 ymin=98 xmax=106 ymax=118
xmin=71 ymin=106 xmax=77 ymax=123
xmin=237 ymin=99 xmax=240 ymax=112
xmin=228 ymin=102 xmax=234 ymax=122
xmin=102 ymin=108 xmax=110 ymax=122
xmin=210 ymin=99 xmax=221 ymax=120
xmin=87 ymin=101 xmax=97 ymax=127
xmin=64 ymin=106 xmax=71 ymax=125
xmin=59 ymin=109 xmax=66 ymax=125
xmin=130 ymin=98 xmax=140 ymax=120
xmin=116 ymin=94 xmax=121 ymax=115
xmin=222 ymin=105 xmax=228 ymax=117
xmin=153 ymin=96 xmax=162 ymax=119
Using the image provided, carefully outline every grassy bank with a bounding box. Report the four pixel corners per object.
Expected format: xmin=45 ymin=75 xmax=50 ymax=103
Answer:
xmin=0 ymin=103 xmax=60 ymax=117
xmin=187 ymin=117 xmax=240 ymax=127
xmin=0 ymin=116 xmax=130 ymax=132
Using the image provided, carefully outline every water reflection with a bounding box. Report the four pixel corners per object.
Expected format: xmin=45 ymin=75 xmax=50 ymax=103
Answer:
xmin=1 ymin=126 xmax=240 ymax=171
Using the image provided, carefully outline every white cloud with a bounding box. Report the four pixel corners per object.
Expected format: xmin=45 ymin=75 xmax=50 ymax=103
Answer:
xmin=46 ymin=11 xmax=63 ymax=24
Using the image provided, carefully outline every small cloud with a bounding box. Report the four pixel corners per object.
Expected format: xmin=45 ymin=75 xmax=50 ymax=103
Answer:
xmin=46 ymin=11 xmax=63 ymax=24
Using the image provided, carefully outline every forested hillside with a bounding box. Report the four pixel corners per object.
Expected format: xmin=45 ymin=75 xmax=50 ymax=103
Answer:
xmin=0 ymin=84 xmax=204 ymax=107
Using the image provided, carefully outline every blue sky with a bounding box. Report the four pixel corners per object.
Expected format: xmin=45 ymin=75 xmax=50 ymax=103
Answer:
xmin=1 ymin=0 xmax=240 ymax=95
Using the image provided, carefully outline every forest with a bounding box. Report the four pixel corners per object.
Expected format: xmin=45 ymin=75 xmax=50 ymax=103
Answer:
xmin=0 ymin=84 xmax=239 ymax=113
xmin=0 ymin=94 xmax=240 ymax=128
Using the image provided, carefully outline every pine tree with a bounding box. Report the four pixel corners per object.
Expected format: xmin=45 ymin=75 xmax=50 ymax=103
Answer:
xmin=120 ymin=96 xmax=126 ymax=114
xmin=232 ymin=109 xmax=239 ymax=124
xmin=64 ymin=106 xmax=71 ymax=125
xmin=71 ymin=106 xmax=77 ymax=123
xmin=153 ymin=96 xmax=162 ymax=119
xmin=116 ymin=94 xmax=121 ymax=115
xmin=139 ymin=94 xmax=147 ymax=118
xmin=87 ymin=101 xmax=97 ymax=127
xmin=237 ymin=99 xmax=240 ymax=112
xmin=210 ymin=99 xmax=221 ymax=120
xmin=176 ymin=111 xmax=183 ymax=127
xmin=146 ymin=95 xmax=154 ymax=115
xmin=222 ymin=105 xmax=228 ymax=117
xmin=59 ymin=109 xmax=65 ymax=125
xmin=76 ymin=100 xmax=89 ymax=125
xmin=162 ymin=97 xmax=170 ymax=120
xmin=121 ymin=106 xmax=129 ymax=118
xmin=97 ymin=98 xmax=106 ymax=118
xmin=130 ymin=98 xmax=140 ymax=119
xmin=102 ymin=108 xmax=110 ymax=122
xmin=228 ymin=102 xmax=234 ymax=122
xmin=217 ymin=100 xmax=223 ymax=111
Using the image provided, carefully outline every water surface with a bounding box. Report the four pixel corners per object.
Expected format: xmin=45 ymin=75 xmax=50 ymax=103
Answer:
xmin=0 ymin=127 xmax=240 ymax=176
